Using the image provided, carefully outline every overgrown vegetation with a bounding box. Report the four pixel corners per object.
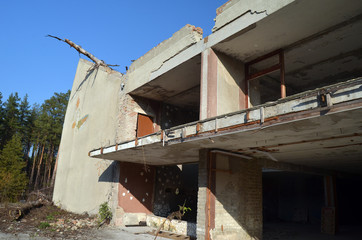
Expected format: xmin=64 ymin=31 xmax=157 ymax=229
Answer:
xmin=38 ymin=221 xmax=51 ymax=229
xmin=98 ymin=202 xmax=112 ymax=226
xmin=0 ymin=91 xmax=70 ymax=202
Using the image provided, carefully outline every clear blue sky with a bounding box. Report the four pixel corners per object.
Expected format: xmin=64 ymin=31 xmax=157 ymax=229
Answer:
xmin=0 ymin=0 xmax=222 ymax=106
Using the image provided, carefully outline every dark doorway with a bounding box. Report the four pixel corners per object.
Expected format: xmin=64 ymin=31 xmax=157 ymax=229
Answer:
xmin=263 ymin=170 xmax=325 ymax=239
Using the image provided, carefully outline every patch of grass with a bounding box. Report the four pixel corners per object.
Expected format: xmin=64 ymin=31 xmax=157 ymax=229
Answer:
xmin=51 ymin=210 xmax=62 ymax=216
xmin=38 ymin=221 xmax=50 ymax=229
xmin=46 ymin=211 xmax=61 ymax=221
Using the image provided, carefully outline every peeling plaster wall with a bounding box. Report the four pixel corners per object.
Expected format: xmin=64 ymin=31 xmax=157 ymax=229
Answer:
xmin=117 ymin=93 xmax=161 ymax=143
xmin=53 ymin=59 xmax=122 ymax=215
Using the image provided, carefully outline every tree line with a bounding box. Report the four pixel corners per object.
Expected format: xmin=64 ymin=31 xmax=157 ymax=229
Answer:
xmin=0 ymin=91 xmax=70 ymax=202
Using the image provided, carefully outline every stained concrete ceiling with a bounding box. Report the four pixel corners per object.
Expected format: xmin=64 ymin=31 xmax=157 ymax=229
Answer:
xmin=214 ymin=0 xmax=362 ymax=95
xmin=130 ymin=55 xmax=201 ymax=109
xmin=97 ymin=106 xmax=362 ymax=174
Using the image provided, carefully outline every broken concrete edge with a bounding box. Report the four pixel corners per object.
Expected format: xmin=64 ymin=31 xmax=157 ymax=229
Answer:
xmin=212 ymin=0 xmax=295 ymax=32
xmin=77 ymin=57 xmax=122 ymax=75
xmin=124 ymin=24 xmax=203 ymax=94
xmin=118 ymin=1 xmax=302 ymax=96
xmin=216 ymin=0 xmax=235 ymax=16
xmin=89 ymin=77 xmax=362 ymax=157
xmin=128 ymin=24 xmax=203 ymax=73
xmin=146 ymin=215 xmax=196 ymax=238
xmin=124 ymin=1 xmax=299 ymax=94
xmin=113 ymin=212 xmax=196 ymax=238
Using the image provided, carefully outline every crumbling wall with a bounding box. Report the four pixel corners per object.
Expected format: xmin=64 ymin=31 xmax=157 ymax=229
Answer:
xmin=197 ymin=151 xmax=262 ymax=240
xmin=212 ymin=154 xmax=262 ymax=240
xmin=53 ymin=58 xmax=122 ymax=215
xmin=117 ymin=91 xmax=161 ymax=143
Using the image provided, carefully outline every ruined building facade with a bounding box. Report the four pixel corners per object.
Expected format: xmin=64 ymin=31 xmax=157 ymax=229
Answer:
xmin=53 ymin=0 xmax=362 ymax=239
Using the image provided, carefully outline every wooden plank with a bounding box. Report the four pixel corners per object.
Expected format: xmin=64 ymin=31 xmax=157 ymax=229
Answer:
xmin=149 ymin=230 xmax=191 ymax=239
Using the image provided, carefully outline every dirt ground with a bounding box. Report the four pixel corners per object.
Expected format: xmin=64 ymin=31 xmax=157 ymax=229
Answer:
xmin=0 ymin=203 xmax=176 ymax=240
xmin=4 ymin=202 xmax=359 ymax=240
xmin=0 ymin=203 xmax=100 ymax=239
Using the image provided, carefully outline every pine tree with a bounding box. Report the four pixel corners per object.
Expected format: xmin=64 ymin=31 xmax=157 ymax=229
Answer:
xmin=19 ymin=95 xmax=31 ymax=154
xmin=1 ymin=93 xmax=20 ymax=149
xmin=0 ymin=93 xmax=4 ymax=148
xmin=0 ymin=134 xmax=28 ymax=202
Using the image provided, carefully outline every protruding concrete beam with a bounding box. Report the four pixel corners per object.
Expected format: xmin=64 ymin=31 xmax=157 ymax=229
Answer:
xmin=125 ymin=25 xmax=203 ymax=94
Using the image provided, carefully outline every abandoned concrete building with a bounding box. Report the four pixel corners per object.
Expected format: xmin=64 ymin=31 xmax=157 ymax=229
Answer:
xmin=53 ymin=0 xmax=362 ymax=239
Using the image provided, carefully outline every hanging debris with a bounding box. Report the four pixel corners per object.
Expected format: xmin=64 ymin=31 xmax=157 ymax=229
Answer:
xmin=47 ymin=35 xmax=119 ymax=71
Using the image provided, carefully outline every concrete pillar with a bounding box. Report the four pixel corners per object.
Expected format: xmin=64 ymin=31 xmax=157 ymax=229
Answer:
xmin=197 ymin=150 xmax=263 ymax=240
xmin=321 ymin=175 xmax=337 ymax=235
xmin=200 ymin=49 xmax=247 ymax=120
xmin=196 ymin=149 xmax=209 ymax=239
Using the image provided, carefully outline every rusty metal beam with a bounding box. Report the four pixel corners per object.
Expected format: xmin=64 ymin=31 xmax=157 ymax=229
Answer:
xmin=248 ymin=63 xmax=281 ymax=80
xmin=280 ymin=52 xmax=286 ymax=98
xmin=245 ymin=49 xmax=285 ymax=105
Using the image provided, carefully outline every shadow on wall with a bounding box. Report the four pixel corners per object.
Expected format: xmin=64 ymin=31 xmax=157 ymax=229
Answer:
xmin=98 ymin=161 xmax=120 ymax=183
xmin=70 ymin=64 xmax=99 ymax=102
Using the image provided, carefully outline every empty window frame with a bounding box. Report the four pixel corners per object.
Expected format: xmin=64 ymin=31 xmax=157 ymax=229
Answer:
xmin=245 ymin=49 xmax=285 ymax=107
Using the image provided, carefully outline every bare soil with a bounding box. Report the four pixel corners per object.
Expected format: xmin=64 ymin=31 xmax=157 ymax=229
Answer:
xmin=0 ymin=203 xmax=99 ymax=239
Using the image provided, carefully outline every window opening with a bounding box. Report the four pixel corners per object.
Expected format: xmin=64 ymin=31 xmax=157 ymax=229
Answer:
xmin=245 ymin=49 xmax=285 ymax=107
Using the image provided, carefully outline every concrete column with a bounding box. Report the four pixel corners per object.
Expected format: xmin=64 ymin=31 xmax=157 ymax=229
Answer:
xmin=200 ymin=49 xmax=217 ymax=120
xmin=200 ymin=49 xmax=246 ymax=120
xmin=197 ymin=150 xmax=263 ymax=240
xmin=196 ymin=149 xmax=209 ymax=239
xmin=321 ymin=175 xmax=337 ymax=235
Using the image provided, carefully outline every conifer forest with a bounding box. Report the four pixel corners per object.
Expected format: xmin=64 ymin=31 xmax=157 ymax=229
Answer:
xmin=0 ymin=91 xmax=70 ymax=202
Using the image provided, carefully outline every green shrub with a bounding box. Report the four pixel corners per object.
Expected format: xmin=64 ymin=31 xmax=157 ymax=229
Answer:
xmin=98 ymin=202 xmax=112 ymax=224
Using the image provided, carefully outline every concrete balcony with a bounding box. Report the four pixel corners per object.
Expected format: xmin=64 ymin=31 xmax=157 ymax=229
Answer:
xmin=90 ymin=77 xmax=362 ymax=173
